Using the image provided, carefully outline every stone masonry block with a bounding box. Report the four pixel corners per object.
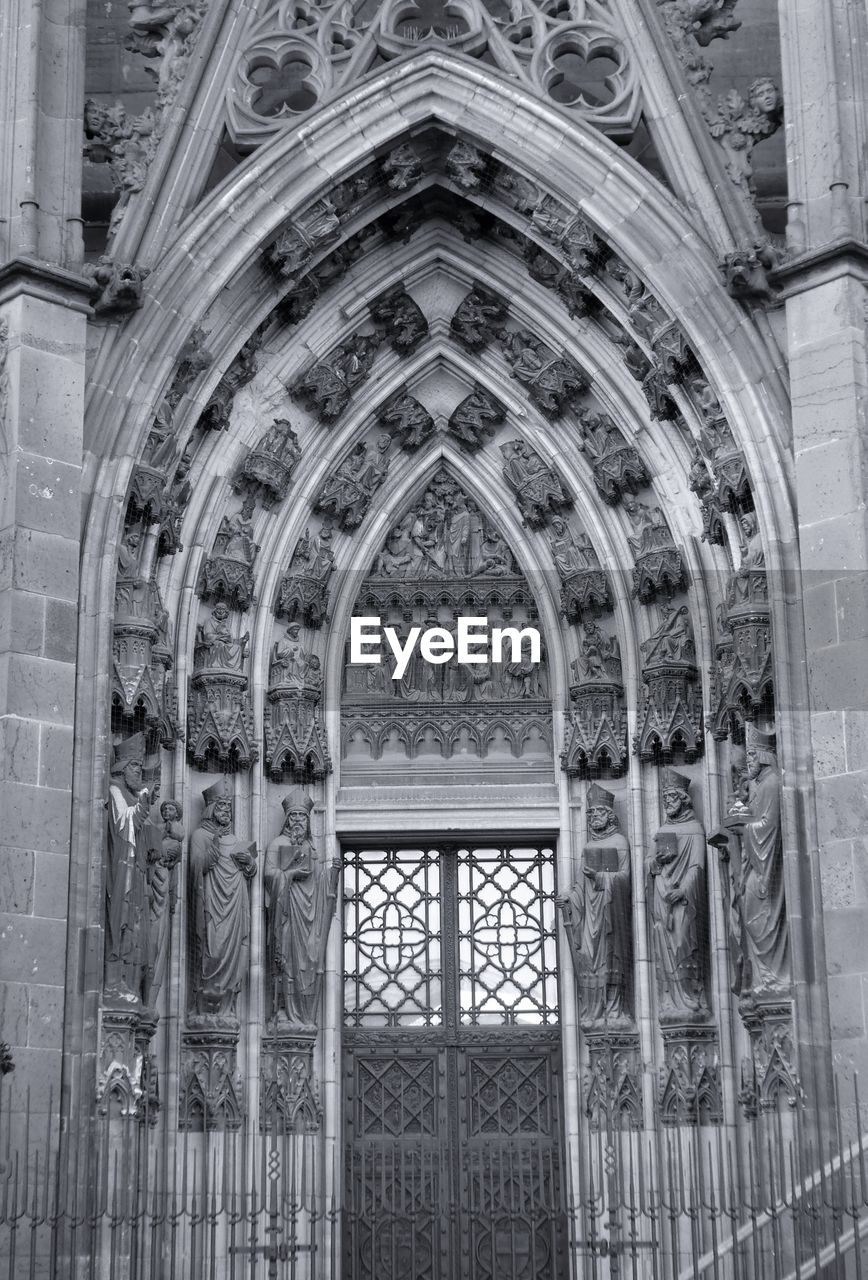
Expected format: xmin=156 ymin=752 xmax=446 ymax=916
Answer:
xmin=807 ymin=641 xmax=868 ymax=714
xmin=801 ymin=578 xmax=838 ymax=648
xmin=0 ymin=781 xmax=73 ymax=853
xmin=0 ymin=588 xmax=45 ymax=657
xmin=827 ymin=973 xmax=867 ymax=1041
xmin=0 ymin=979 xmax=29 ymax=1046
xmin=10 ymin=528 xmax=78 ymax=600
xmin=819 ymin=838 xmax=856 ymax=909
xmin=0 ymin=913 xmax=67 ymax=987
xmin=14 ymin=341 xmax=85 ymax=467
xmin=800 ymin=514 xmax=868 ymax=574
xmin=824 ymin=906 xmax=868 ymax=977
xmin=795 ymin=436 xmax=868 ymax=528
xmin=44 ymin=598 xmax=78 ymax=662
xmin=32 ymin=851 xmax=69 ymax=920
xmin=14 ymin=454 xmax=82 ymax=538
xmin=835 ymin=573 xmax=868 ymax=643
xmin=6 ymin=654 xmax=75 ymax=722
xmin=38 ymin=723 xmax=74 ymax=790
xmin=810 ymin=710 xmax=847 ymax=777
xmin=0 ymin=716 xmax=41 ymax=784
xmin=814 ymin=772 xmax=868 ymax=845
xmin=0 ymin=846 xmax=35 ymax=913
xmin=27 ymin=984 xmax=64 ymax=1049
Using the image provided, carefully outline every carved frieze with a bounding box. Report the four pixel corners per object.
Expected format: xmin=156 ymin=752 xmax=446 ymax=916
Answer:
xmin=634 ymin=605 xmax=703 ymax=762
xmin=188 ymin=604 xmax=258 ymax=768
xmin=578 ymin=409 xmax=649 ymax=506
xmin=275 ymin=525 xmax=335 ymax=627
xmin=292 ymin=331 xmax=382 ymax=422
xmin=658 ymin=1029 xmax=723 ymax=1126
xmin=235 ymin=418 xmax=301 ymax=506
xmin=447 ymin=384 xmax=506 ymax=452
xmin=313 ymin=434 xmax=391 ymax=531
xmin=624 ymin=498 xmax=686 ymax=603
xmin=449 ymin=285 xmax=508 ymax=352
xmin=501 ymin=439 xmax=571 ymax=529
xmin=198 ymin=495 xmax=259 ymax=610
xmin=179 ymin=1027 xmax=244 ymax=1131
xmin=377 ymin=390 xmax=435 ymax=452
xmin=500 ymin=328 xmax=587 ymax=417
xmin=561 ymin=624 xmax=627 ymax=777
xmin=264 ymin=626 xmax=331 ymax=780
xmin=264 ymin=200 xmax=341 ymax=278
xmin=369 ymin=285 xmax=428 ymax=354
xmin=548 ymin=516 xmax=611 ymax=622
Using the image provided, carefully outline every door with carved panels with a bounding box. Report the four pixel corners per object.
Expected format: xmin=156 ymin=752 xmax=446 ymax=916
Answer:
xmin=342 ymin=840 xmax=567 ymax=1280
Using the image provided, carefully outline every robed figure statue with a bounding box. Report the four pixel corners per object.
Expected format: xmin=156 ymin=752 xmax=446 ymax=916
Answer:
xmin=188 ymin=779 xmax=257 ymax=1020
xmin=105 ymin=733 xmax=158 ymax=1003
xmin=648 ymin=769 xmax=709 ymax=1023
xmin=558 ymin=783 xmax=633 ymax=1028
xmin=264 ymin=789 xmax=341 ymax=1026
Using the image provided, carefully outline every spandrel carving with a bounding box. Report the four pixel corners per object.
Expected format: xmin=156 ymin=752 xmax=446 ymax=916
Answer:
xmin=558 ymin=785 xmax=633 ymax=1028
xmin=501 ymin=439 xmax=571 ymax=529
xmin=624 ymin=498 xmax=686 ymax=602
xmin=648 ymin=770 xmax=709 ymax=1023
xmin=292 ymin=331 xmax=382 ymax=422
xmin=447 ymin=384 xmax=506 ymax=452
xmin=548 ymin=516 xmax=611 ymax=622
xmin=188 ymin=779 xmax=257 ymax=1021
xmin=369 ymin=286 xmax=429 ymax=354
xmin=264 ymin=790 xmax=341 ymax=1026
xmin=634 ymin=604 xmax=703 ymax=762
xmin=275 ymin=525 xmax=335 ymax=627
xmin=198 ymin=495 xmax=259 ymax=610
xmin=450 ymin=286 xmax=508 ymax=352
xmin=236 ymin=418 xmax=301 ymax=506
xmin=561 ymin=623 xmax=627 ymax=778
xmin=313 ymin=434 xmax=391 ymax=532
xmin=377 ymin=390 xmax=435 ymax=452
xmin=578 ymin=408 xmax=649 ymax=506
xmin=500 ymin=329 xmax=587 ymax=417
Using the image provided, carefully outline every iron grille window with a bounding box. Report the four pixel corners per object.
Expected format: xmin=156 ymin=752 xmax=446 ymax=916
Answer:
xmin=343 ymin=841 xmax=558 ymax=1027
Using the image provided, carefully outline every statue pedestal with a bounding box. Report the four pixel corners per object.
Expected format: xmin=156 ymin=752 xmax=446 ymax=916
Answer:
xmin=261 ymin=1025 xmax=321 ymax=1133
xmin=658 ymin=1025 xmax=722 ymax=1126
xmin=179 ymin=1021 xmax=244 ymax=1131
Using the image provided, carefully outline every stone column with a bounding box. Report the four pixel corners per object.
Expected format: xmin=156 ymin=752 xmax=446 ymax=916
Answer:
xmin=776 ymin=0 xmax=868 ymax=1082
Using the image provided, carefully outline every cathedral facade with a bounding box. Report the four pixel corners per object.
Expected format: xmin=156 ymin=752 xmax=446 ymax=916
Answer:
xmin=0 ymin=0 xmax=866 ymax=1275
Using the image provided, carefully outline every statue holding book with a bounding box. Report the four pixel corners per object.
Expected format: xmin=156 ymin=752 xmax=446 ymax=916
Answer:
xmin=648 ymin=769 xmax=709 ymax=1023
xmin=558 ymin=783 xmax=633 ymax=1028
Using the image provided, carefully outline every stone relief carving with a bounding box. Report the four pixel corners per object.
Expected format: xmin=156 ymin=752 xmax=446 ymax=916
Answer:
xmin=179 ymin=1027 xmax=244 ymax=1130
xmin=292 ymin=331 xmax=382 ymax=422
xmin=577 ymin=408 xmax=649 ymax=505
xmin=450 ymin=286 xmax=508 ymax=352
xmin=634 ymin=604 xmax=704 ymax=762
xmin=624 ymin=498 xmax=686 ymax=603
xmin=709 ymin=513 xmax=773 ymax=738
xmin=447 ymin=384 xmax=506 ymax=452
xmin=84 ymin=100 xmax=158 ymax=238
xmin=648 ymin=770 xmax=709 ymax=1022
xmin=558 ymin=784 xmax=633 ymax=1028
xmin=264 ymin=626 xmax=331 ymax=780
xmin=561 ymin=623 xmax=627 ymax=777
xmin=530 ymin=197 xmax=610 ymax=277
xmin=198 ymin=495 xmax=259 ymax=610
xmin=188 ymin=603 xmax=258 ymax=768
xmin=236 ymin=418 xmax=301 ymax=506
xmin=501 ymin=439 xmax=572 ymax=529
xmin=197 ymin=328 xmax=263 ymax=432
xmin=655 ymin=0 xmax=740 ymax=49
xmin=260 ymin=1030 xmax=321 ymax=1133
xmin=584 ymin=1038 xmax=643 ymax=1128
xmin=274 ymin=525 xmax=336 ymax=627
xmin=381 ymin=143 xmax=423 ymax=192
xmin=658 ymin=1031 xmax=723 ymax=1125
xmin=313 ymin=434 xmax=392 ymax=532
xmin=264 ymin=201 xmax=342 ymax=279
xmin=548 ymin=516 xmax=612 ymax=622
xmin=112 ymin=532 xmax=182 ymax=747
xmin=188 ymin=779 xmax=257 ymax=1021
xmin=264 ymin=790 xmax=341 ymax=1025
xmin=706 ymin=78 xmax=783 ymax=202
xmin=126 ymin=0 xmax=208 ymax=111
xmin=500 ymin=328 xmax=587 ymax=417
xmin=377 ymin=390 xmax=436 ymax=452
xmin=721 ymin=243 xmax=779 ymax=301
xmin=445 ymin=139 xmax=488 ymax=191
xmin=84 ymin=256 xmax=150 ymax=316
xmin=369 ymin=286 xmax=429 ymax=353
xmin=738 ymin=1005 xmax=799 ymax=1116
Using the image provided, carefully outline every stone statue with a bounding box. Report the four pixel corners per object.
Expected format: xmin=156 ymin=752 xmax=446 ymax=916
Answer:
xmin=145 ymin=798 xmax=184 ymax=1003
xmin=195 ymin=602 xmax=249 ymax=671
xmin=447 ymin=384 xmax=505 ymax=452
xmin=641 ymin=604 xmax=695 ymax=665
xmin=269 ymin=622 xmax=319 ymax=687
xmin=445 ymin=139 xmax=487 ymax=190
xmin=382 ymin=143 xmax=422 ymax=191
xmin=314 ymin=434 xmax=391 ymax=530
xmin=369 ymin=286 xmax=428 ymax=353
xmin=573 ymin=621 xmax=621 ymax=683
xmin=450 ymin=286 xmax=507 ymax=351
xmin=724 ymin=731 xmax=789 ymax=997
xmin=264 ymin=789 xmax=341 ymax=1025
xmin=500 ymin=439 xmax=571 ymax=528
xmin=707 ymin=77 xmax=783 ymax=200
xmin=188 ymin=779 xmax=257 ymax=1019
xmin=648 ymin=770 xmax=709 ymax=1022
xmin=105 ymin=733 xmax=158 ymax=1003
xmin=500 ymin=329 xmax=585 ymax=417
xmin=214 ymin=495 xmax=257 ymax=564
xmin=548 ymin=516 xmax=598 ymax=575
xmin=558 ymin=783 xmax=632 ymax=1027
xmin=115 ymin=527 xmax=149 ymax=616
xmin=728 ymin=511 xmax=765 ymax=605
xmin=294 ymin=332 xmax=382 ymax=421
xmin=377 ymin=390 xmax=435 ymax=452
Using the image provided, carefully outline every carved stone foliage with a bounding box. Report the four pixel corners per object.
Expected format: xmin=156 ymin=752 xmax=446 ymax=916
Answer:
xmin=739 ymin=1004 xmax=799 ymax=1117
xmin=447 ymin=384 xmax=506 ymax=452
xmin=501 ymin=439 xmax=571 ymax=529
xmin=84 ymin=99 xmax=157 ymax=238
xmin=84 ymin=256 xmax=150 ymax=316
xmin=500 ymin=328 xmax=587 ymax=417
xmin=112 ymin=534 xmax=181 ymax=747
xmin=274 ymin=525 xmax=335 ymax=628
xmin=188 ymin=778 xmax=257 ymax=1021
xmin=648 ymin=770 xmax=709 ymax=1022
xmin=369 ymin=286 xmax=429 ymax=354
xmin=188 ymin=604 xmax=258 ymax=769
xmin=292 ymin=331 xmax=382 ymax=422
xmin=706 ymin=79 xmax=783 ymax=202
xmin=624 ymin=498 xmax=686 ymax=603
xmin=659 ymin=1029 xmax=723 ymax=1126
xmin=197 ymin=330 xmax=263 ymax=432
xmin=313 ymin=434 xmax=392 ymax=532
xmin=558 ymin=785 xmax=633 ymax=1029
xmin=198 ymin=495 xmax=259 ymax=611
xmin=236 ymin=418 xmax=301 ymax=506
xmin=264 ymin=626 xmax=331 ymax=780
xmin=377 ymin=390 xmax=435 ymax=452
xmin=548 ymin=517 xmax=611 ymax=623
xmin=125 ymin=0 xmax=208 ymax=113
xmin=445 ymin=139 xmax=488 ymax=191
xmin=655 ymin=0 xmax=741 ymax=50
xmin=264 ymin=790 xmax=341 ymax=1026
xmin=263 ymin=200 xmax=341 ymax=279
xmin=577 ymin=409 xmax=649 ymax=506
xmin=584 ymin=1036 xmax=643 ymax=1129
xmin=450 ymin=285 xmax=508 ymax=352
xmin=179 ymin=1027 xmax=243 ymax=1131
xmin=261 ymin=1029 xmax=320 ymax=1133
xmin=561 ymin=624 xmax=627 ymax=778
xmin=226 ymin=1 xmax=639 ymax=150
xmin=634 ymin=605 xmax=703 ymax=763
